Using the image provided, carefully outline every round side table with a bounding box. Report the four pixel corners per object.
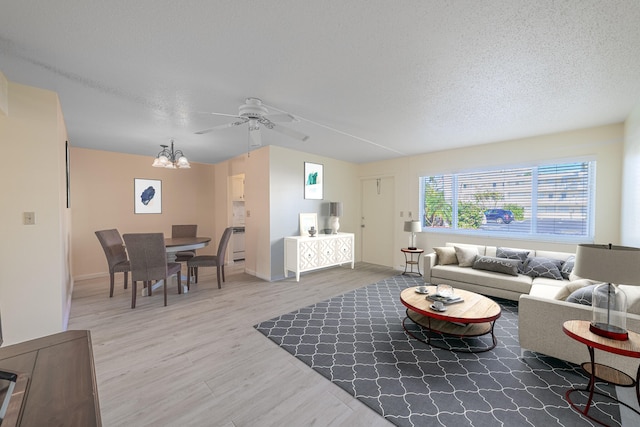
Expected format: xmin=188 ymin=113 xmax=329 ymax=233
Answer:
xmin=401 ymin=248 xmax=424 ymax=276
xmin=563 ymin=319 xmax=640 ymax=426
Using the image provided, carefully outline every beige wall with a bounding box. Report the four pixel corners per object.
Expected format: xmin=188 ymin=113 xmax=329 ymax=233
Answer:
xmin=245 ymin=146 xmax=271 ymax=279
xmin=71 ymin=147 xmax=217 ymax=280
xmin=623 ymin=104 xmax=640 ymax=248
xmin=358 ymin=123 xmax=625 ymax=271
xmin=69 ymin=121 xmax=633 ymax=281
xmin=0 ymin=80 xmax=71 ymax=345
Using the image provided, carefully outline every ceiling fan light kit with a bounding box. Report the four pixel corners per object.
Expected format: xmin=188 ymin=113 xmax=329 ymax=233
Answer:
xmin=152 ymin=139 xmax=191 ymax=169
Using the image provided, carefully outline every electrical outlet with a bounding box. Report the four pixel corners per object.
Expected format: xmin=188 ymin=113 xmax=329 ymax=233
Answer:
xmin=400 ymin=211 xmax=403 ymax=217
xmin=246 ymin=210 xmax=251 ymax=217
xmin=23 ymin=211 xmax=35 ymax=225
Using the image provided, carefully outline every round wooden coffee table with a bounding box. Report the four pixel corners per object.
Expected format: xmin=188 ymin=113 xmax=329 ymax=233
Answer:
xmin=400 ymin=285 xmax=502 ymax=352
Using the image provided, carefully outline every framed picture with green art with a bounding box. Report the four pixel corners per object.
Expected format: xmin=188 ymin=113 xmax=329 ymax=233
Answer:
xmin=304 ymin=162 xmax=323 ymax=200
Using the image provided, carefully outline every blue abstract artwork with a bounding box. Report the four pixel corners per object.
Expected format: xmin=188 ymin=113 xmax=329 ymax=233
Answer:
xmin=141 ymin=186 xmax=155 ymax=205
xmin=134 ymin=179 xmax=162 ymax=213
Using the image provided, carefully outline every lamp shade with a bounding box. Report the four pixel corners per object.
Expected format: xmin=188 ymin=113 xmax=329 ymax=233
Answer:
xmin=404 ymin=220 xmax=421 ymax=233
xmin=574 ymin=244 xmax=640 ymax=285
xmin=330 ymin=202 xmax=343 ymax=217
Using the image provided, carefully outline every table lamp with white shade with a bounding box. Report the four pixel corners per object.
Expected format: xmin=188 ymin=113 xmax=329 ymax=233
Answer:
xmin=329 ymin=202 xmax=343 ymax=234
xmin=573 ymin=244 xmax=640 ymax=341
xmin=404 ymin=220 xmax=421 ymax=250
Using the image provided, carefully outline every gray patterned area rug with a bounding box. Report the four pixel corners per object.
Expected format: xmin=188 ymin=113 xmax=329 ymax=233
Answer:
xmin=254 ymin=275 xmax=624 ymax=426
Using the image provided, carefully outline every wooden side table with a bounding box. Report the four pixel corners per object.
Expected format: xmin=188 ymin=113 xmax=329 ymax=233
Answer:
xmin=401 ymin=248 xmax=424 ymax=276
xmin=563 ymin=320 xmax=640 ymax=426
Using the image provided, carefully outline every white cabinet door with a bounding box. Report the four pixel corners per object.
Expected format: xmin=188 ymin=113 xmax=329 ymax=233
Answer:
xmin=318 ymin=238 xmax=335 ymax=266
xmin=335 ymin=237 xmax=353 ymax=264
xmin=299 ymin=240 xmax=318 ymax=270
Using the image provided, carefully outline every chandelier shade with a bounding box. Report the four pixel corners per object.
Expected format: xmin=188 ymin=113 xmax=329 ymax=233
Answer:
xmin=152 ymin=140 xmax=190 ymax=169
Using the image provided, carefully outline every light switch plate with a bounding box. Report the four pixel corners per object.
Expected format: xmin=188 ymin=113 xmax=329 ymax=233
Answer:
xmin=23 ymin=211 xmax=35 ymax=225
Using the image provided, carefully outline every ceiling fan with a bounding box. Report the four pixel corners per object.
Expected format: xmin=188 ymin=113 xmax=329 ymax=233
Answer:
xmin=195 ymin=97 xmax=310 ymax=147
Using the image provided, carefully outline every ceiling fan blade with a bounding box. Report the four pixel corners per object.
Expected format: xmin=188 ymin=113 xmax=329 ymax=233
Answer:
xmin=270 ymin=123 xmax=310 ymax=142
xmin=266 ymin=113 xmax=297 ymax=123
xmin=194 ymin=118 xmax=248 ymax=135
xmin=195 ymin=111 xmax=243 ymax=119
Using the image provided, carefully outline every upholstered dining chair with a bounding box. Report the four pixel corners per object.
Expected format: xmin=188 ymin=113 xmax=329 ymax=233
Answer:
xmin=172 ymin=224 xmax=198 ymax=262
xmin=186 ymin=227 xmax=233 ymax=290
xmin=122 ymin=233 xmax=182 ymax=309
xmin=95 ymin=229 xmax=131 ymax=298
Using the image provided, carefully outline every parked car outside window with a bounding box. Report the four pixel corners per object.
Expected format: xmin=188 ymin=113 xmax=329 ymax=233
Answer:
xmin=484 ymin=209 xmax=514 ymax=224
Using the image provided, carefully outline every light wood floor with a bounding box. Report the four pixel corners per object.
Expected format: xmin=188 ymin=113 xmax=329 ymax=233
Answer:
xmin=69 ymin=262 xmax=398 ymax=427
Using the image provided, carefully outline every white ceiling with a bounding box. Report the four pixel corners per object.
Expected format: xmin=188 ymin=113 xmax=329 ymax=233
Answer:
xmin=2 ymin=1 xmax=640 ymax=165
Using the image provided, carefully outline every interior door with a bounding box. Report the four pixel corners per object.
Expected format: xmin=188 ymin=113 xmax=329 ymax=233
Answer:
xmin=361 ymin=177 xmax=395 ymax=267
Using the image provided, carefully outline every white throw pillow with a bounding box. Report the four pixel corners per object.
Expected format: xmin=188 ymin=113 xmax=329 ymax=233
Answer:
xmin=434 ymin=247 xmax=458 ymax=265
xmin=454 ymin=245 xmax=478 ymax=267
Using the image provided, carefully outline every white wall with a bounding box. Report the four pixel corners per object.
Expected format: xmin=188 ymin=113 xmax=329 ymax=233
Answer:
xmin=268 ymin=145 xmax=360 ymax=281
xmin=0 ymin=79 xmax=70 ymax=345
xmin=623 ymin=105 xmax=640 ymax=247
xmin=359 ymin=124 xmax=624 ymax=271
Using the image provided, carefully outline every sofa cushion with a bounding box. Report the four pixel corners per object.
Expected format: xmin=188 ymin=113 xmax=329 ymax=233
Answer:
xmin=554 ymin=279 xmax=594 ymax=301
xmin=621 ymin=285 xmax=640 ymax=315
xmin=496 ymin=247 xmax=530 ymax=273
xmin=431 ymin=265 xmax=533 ymax=294
xmin=522 ymin=257 xmax=564 ymax=280
xmin=566 ymin=284 xmax=601 ymax=305
xmin=434 ymin=246 xmax=458 ymax=265
xmin=560 ymin=255 xmax=576 ymax=280
xmin=454 ymin=246 xmax=477 ymax=267
xmin=472 ymin=256 xmax=519 ymax=276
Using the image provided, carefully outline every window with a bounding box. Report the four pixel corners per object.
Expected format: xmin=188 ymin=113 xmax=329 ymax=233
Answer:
xmin=419 ymin=161 xmax=595 ymax=241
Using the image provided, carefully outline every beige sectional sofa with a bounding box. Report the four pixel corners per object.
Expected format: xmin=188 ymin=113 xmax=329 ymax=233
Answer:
xmin=423 ymin=242 xmax=640 ymax=379
xmin=423 ymin=242 xmax=575 ymax=301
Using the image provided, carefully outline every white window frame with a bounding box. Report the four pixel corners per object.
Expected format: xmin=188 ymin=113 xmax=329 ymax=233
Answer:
xmin=418 ymin=160 xmax=596 ymax=244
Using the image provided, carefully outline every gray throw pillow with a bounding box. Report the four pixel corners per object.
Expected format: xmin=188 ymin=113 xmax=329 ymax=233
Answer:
xmin=496 ymin=247 xmax=530 ymax=273
xmin=560 ymin=255 xmax=575 ymax=280
xmin=566 ymin=284 xmax=609 ymax=305
xmin=472 ymin=256 xmax=520 ymax=276
xmin=522 ymin=257 xmax=564 ymax=280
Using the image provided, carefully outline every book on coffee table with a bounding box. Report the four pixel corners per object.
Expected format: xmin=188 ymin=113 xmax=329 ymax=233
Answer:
xmin=427 ymin=294 xmax=464 ymax=305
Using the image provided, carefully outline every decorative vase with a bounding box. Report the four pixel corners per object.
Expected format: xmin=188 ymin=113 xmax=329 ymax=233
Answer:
xmin=308 ymin=226 xmax=317 ymax=237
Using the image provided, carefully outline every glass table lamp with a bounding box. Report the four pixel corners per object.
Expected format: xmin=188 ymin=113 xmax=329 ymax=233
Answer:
xmin=574 ymin=244 xmax=640 ymax=341
xmin=403 ymin=220 xmax=421 ymax=250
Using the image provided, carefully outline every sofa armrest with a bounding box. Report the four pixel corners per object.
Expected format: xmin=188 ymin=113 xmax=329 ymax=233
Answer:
xmin=423 ymin=252 xmax=437 ymax=283
xmin=519 ymin=294 xmax=640 ymax=377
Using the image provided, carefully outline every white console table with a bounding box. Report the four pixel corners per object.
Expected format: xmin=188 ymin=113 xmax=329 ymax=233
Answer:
xmin=284 ymin=232 xmax=355 ymax=281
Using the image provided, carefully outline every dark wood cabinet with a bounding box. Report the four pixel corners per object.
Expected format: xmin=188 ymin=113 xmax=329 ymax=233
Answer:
xmin=0 ymin=330 xmax=101 ymax=426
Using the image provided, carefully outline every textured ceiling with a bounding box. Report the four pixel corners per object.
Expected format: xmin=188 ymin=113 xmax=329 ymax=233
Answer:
xmin=2 ymin=1 xmax=640 ymax=164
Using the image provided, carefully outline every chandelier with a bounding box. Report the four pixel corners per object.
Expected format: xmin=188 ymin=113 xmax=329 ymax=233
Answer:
xmin=151 ymin=139 xmax=190 ymax=169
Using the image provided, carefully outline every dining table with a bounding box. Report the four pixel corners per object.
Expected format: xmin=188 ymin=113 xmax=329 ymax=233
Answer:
xmin=164 ymin=236 xmax=212 ymax=262
xmin=141 ymin=236 xmax=212 ymax=296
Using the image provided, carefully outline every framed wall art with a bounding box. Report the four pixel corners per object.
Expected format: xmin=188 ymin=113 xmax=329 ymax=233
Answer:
xmin=304 ymin=162 xmax=323 ymax=200
xmin=299 ymin=213 xmax=318 ymax=236
xmin=134 ymin=178 xmax=162 ymax=214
